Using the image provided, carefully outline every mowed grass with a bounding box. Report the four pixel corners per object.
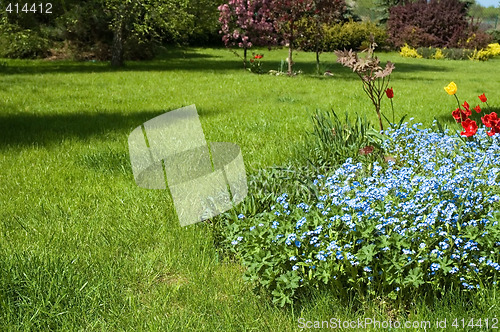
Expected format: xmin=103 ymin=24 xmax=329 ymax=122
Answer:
xmin=0 ymin=47 xmax=499 ymax=331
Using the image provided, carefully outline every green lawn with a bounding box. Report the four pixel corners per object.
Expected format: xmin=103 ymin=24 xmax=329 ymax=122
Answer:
xmin=0 ymin=47 xmax=499 ymax=331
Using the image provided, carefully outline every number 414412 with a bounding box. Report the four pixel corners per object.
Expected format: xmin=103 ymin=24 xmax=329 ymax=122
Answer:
xmin=5 ymin=3 xmax=52 ymax=14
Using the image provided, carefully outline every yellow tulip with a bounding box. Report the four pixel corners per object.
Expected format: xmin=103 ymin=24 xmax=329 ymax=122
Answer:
xmin=444 ymin=82 xmax=457 ymax=95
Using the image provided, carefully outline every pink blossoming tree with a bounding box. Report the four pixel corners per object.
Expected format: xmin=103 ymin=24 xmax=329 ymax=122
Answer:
xmin=218 ymin=0 xmax=277 ymax=69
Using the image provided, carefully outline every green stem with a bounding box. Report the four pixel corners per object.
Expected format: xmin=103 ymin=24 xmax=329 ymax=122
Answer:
xmin=454 ymin=94 xmax=461 ymax=109
xmin=391 ymin=99 xmax=394 ymax=125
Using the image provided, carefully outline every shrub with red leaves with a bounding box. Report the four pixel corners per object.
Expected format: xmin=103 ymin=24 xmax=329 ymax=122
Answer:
xmin=387 ymin=0 xmax=491 ymax=49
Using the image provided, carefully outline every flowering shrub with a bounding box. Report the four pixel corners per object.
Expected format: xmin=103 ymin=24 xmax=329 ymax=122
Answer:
xmin=469 ymin=43 xmax=500 ymax=61
xmin=488 ymin=43 xmax=500 ymax=56
xmin=399 ymin=44 xmax=422 ymax=59
xmin=224 ymin=122 xmax=500 ymax=306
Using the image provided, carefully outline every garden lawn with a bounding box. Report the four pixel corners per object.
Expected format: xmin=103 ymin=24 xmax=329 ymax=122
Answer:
xmin=0 ymin=47 xmax=499 ymax=330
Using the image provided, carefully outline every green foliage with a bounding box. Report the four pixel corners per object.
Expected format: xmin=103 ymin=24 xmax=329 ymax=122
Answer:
xmin=488 ymin=29 xmax=500 ymax=43
xmin=351 ymin=0 xmax=379 ymax=21
xmin=322 ymin=20 xmax=387 ymax=52
xmin=373 ymin=0 xmax=406 ymax=23
xmin=0 ymin=23 xmax=50 ymax=58
xmin=213 ymin=109 xmax=386 ymax=253
xmin=0 ymin=0 xmax=221 ymax=61
xmin=304 ymin=109 xmax=385 ymax=169
xmin=187 ymin=0 xmax=224 ymax=44
xmin=440 ymin=48 xmax=475 ymax=60
xmin=469 ymin=2 xmax=500 ymax=31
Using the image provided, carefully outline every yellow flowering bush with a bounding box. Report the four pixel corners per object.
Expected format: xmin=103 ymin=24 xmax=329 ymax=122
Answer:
xmin=432 ymin=48 xmax=444 ymax=59
xmin=469 ymin=49 xmax=490 ymax=61
xmin=399 ymin=44 xmax=422 ymax=58
xmin=469 ymin=44 xmax=500 ymax=61
xmin=487 ymin=43 xmax=500 ymax=57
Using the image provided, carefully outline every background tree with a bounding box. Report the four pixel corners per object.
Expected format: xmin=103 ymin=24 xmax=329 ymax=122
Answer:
xmin=295 ymin=0 xmax=347 ymax=74
xmin=188 ymin=0 xmax=225 ymax=44
xmin=0 ymin=0 xmax=216 ymax=62
xmin=374 ymin=0 xmax=408 ymax=23
xmin=105 ymin=0 xmax=193 ymax=67
xmin=469 ymin=2 xmax=500 ymax=31
xmin=218 ymin=0 xmax=277 ymax=69
xmin=351 ymin=0 xmax=378 ymax=21
xmin=272 ymin=0 xmax=315 ymax=75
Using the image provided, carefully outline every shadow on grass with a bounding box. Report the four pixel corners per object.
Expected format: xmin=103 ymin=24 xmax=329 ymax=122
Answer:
xmin=0 ymin=48 xmax=449 ymax=77
xmin=0 ymin=47 xmax=246 ymax=75
xmin=0 ymin=59 xmax=247 ymax=75
xmin=0 ymin=106 xmax=224 ymax=149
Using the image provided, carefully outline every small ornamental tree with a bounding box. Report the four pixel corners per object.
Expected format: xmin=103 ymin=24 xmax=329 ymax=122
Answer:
xmin=296 ymin=0 xmax=347 ymax=74
xmin=218 ymin=0 xmax=276 ymax=69
xmin=272 ymin=0 xmax=315 ymax=75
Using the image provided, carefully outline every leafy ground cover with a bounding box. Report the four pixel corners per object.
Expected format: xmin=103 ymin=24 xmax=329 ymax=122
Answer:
xmin=0 ymin=47 xmax=499 ymax=330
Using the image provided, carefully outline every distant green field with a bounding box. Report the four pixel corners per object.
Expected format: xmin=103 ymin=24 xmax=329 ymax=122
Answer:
xmin=1 ymin=48 xmax=499 ymax=330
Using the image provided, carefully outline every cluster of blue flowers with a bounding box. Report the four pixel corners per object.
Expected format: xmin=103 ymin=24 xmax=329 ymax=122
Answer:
xmin=231 ymin=122 xmax=500 ymax=296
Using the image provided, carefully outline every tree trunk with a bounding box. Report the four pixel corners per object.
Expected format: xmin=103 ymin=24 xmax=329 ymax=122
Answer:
xmin=111 ymin=13 xmax=125 ymax=67
xmin=288 ymin=42 xmax=293 ymax=75
xmin=111 ymin=25 xmax=124 ymax=67
xmin=243 ymin=47 xmax=247 ymax=70
xmin=316 ymin=49 xmax=320 ymax=75
xmin=287 ymin=23 xmax=294 ymax=75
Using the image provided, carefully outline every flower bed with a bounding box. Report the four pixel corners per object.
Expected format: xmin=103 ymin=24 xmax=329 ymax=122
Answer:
xmin=224 ymin=122 xmax=500 ymax=306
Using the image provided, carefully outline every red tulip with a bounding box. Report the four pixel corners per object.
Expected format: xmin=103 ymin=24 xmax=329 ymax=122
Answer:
xmin=481 ymin=112 xmax=498 ymax=128
xmin=474 ymin=105 xmax=481 ymax=113
xmin=462 ymin=101 xmax=470 ymax=112
xmin=479 ymin=93 xmax=487 ymax=103
xmin=460 ymin=118 xmax=478 ymax=137
xmin=488 ymin=126 xmax=500 ymax=136
xmin=452 ymin=108 xmax=470 ymax=123
xmin=385 ymin=87 xmax=394 ymax=99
